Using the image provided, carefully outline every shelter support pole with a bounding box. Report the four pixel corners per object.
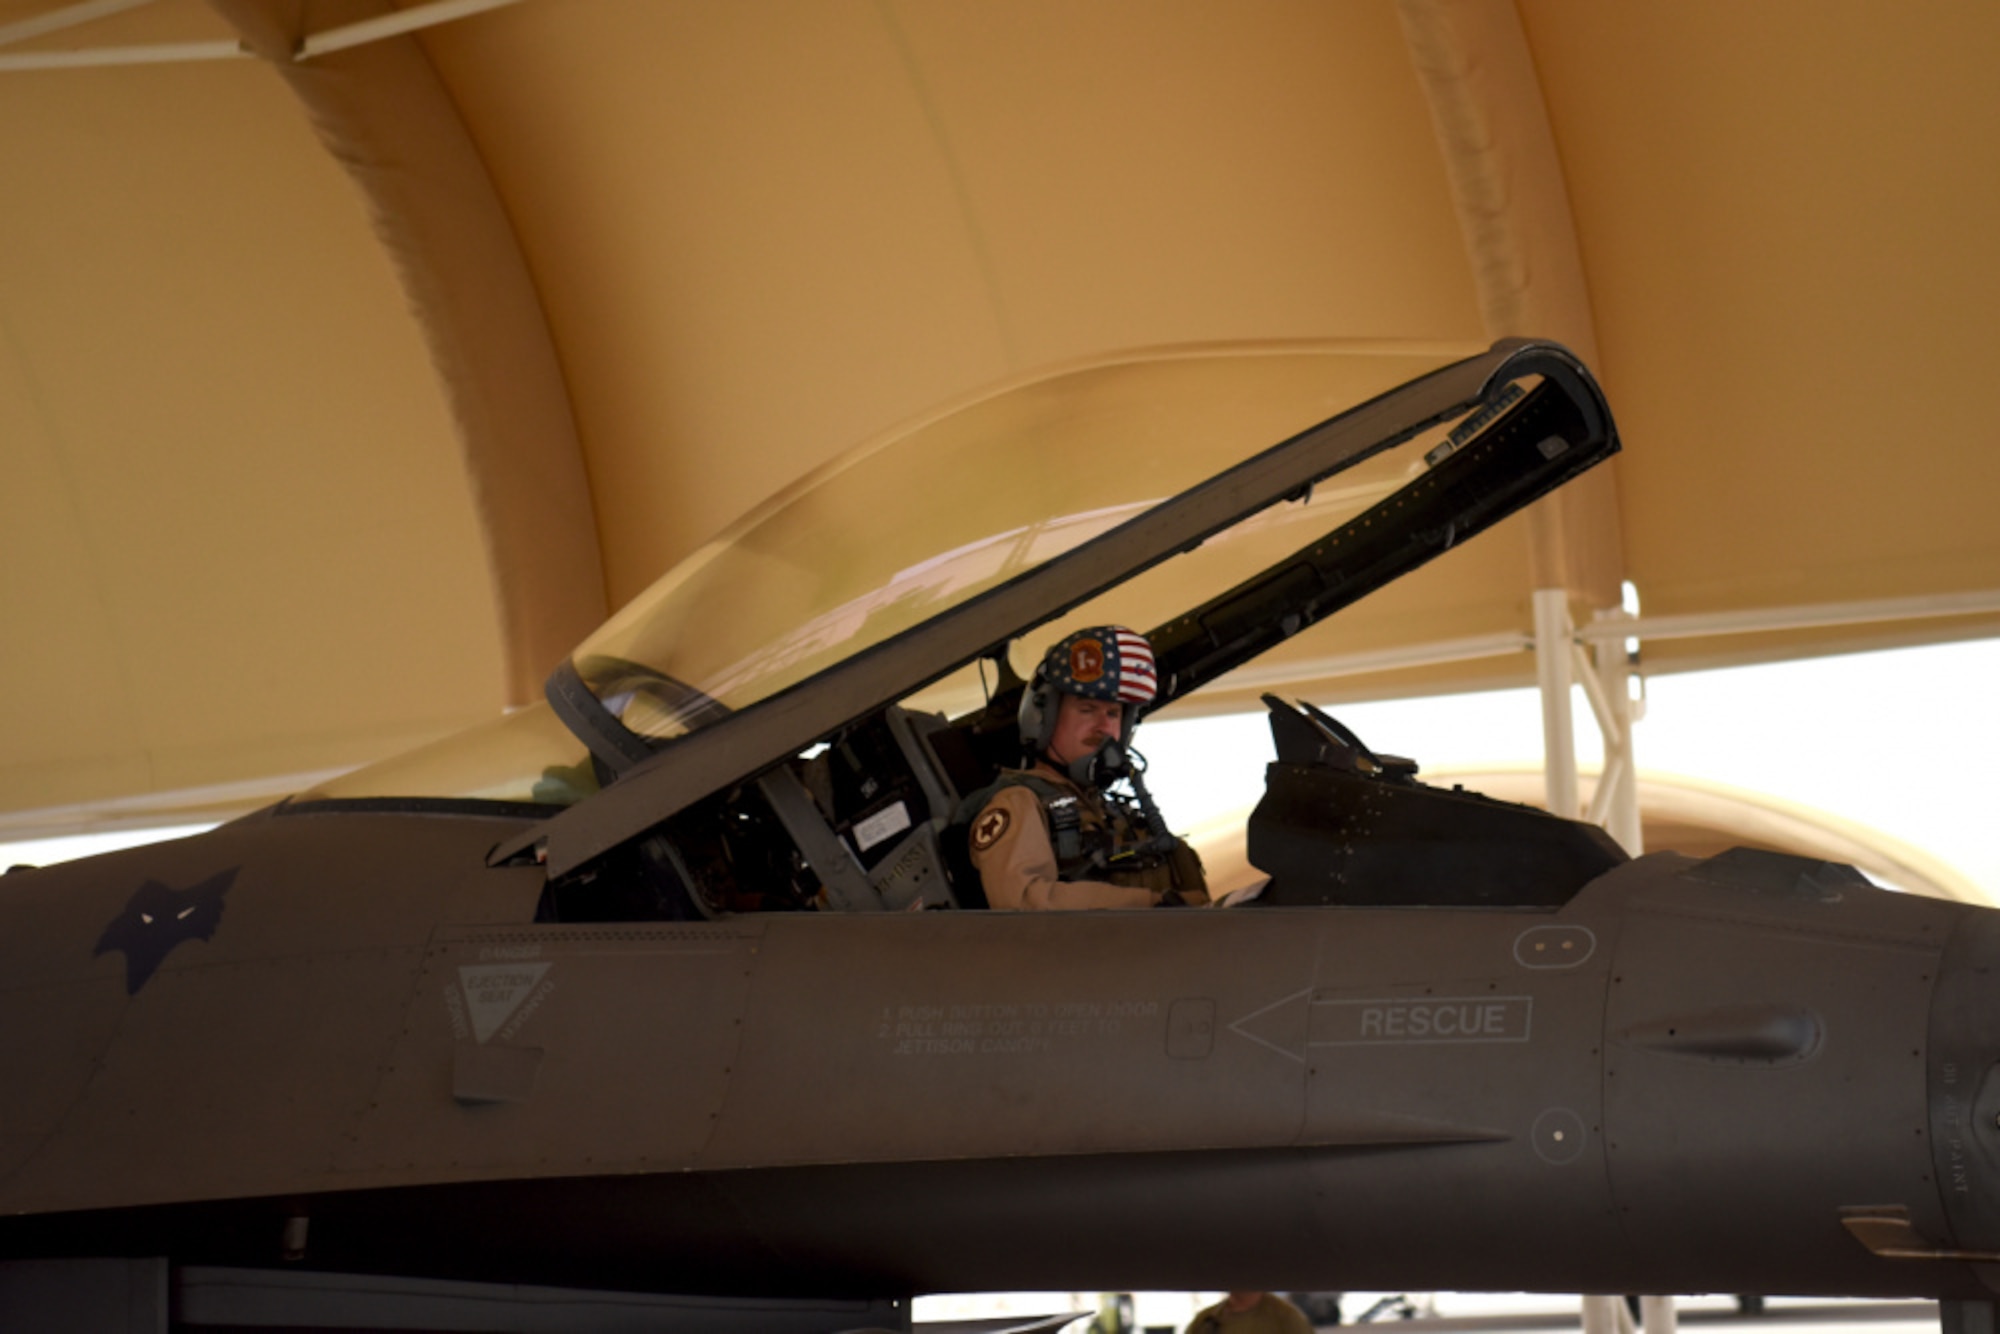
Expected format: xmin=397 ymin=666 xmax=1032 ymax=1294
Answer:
xmin=1640 ymin=1296 xmax=1678 ymax=1334
xmin=1584 ymin=607 xmax=1643 ymax=856
xmin=1533 ymin=589 xmax=1579 ymax=820
xmin=1533 ymin=592 xmax=1646 ymax=857
xmin=210 ymin=0 xmax=608 ymax=706
xmin=1580 ymin=1296 xmax=1633 ymax=1334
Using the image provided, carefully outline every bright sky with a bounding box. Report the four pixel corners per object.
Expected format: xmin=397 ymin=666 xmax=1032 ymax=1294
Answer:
xmin=6 ymin=638 xmax=1996 ymax=903
xmin=1141 ymin=636 xmax=2000 ymax=903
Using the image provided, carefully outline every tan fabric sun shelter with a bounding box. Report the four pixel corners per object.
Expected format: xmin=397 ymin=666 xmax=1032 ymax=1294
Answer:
xmin=2 ymin=0 xmax=1996 ymax=835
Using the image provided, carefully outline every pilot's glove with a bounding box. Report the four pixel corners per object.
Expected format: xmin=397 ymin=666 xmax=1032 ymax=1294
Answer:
xmin=1166 ymin=839 xmax=1210 ymax=904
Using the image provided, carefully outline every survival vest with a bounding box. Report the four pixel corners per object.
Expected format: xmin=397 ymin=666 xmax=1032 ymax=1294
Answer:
xmin=956 ymin=769 xmax=1205 ymax=897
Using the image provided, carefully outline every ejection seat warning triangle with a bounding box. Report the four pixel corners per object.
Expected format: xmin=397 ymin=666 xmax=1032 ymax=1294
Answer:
xmin=459 ymin=962 xmax=551 ymax=1043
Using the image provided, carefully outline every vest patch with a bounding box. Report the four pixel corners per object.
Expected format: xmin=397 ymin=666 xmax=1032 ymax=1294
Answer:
xmin=970 ymin=804 xmax=1012 ymax=852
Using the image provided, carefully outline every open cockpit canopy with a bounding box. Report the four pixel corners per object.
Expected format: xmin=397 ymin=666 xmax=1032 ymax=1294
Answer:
xmin=308 ymin=338 xmax=1616 ymax=889
xmin=558 ymin=342 xmax=1484 ymax=749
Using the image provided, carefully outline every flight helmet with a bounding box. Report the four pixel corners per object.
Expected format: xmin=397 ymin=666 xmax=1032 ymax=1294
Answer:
xmin=1018 ymin=625 xmax=1158 ymax=753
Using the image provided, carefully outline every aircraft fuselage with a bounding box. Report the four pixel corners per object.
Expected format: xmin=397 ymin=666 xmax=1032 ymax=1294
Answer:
xmin=2 ymin=806 xmax=1993 ymax=1301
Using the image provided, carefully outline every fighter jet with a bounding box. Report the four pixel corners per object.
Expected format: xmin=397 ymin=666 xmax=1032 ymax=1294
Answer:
xmin=2 ymin=340 xmax=1990 ymax=1334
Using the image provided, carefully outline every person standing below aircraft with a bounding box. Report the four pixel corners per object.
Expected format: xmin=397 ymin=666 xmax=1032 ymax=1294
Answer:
xmin=1185 ymin=1292 xmax=1316 ymax=1333
xmin=966 ymin=626 xmax=1208 ymax=911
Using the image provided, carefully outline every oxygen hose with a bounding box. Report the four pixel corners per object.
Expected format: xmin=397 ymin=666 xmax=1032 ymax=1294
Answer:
xmin=1075 ymin=740 xmax=1179 ymax=859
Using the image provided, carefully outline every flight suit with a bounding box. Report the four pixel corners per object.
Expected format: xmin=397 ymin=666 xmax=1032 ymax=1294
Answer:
xmin=967 ymin=761 xmax=1207 ymax=911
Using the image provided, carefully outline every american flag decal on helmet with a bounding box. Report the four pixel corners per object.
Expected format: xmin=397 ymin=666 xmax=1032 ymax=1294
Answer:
xmin=1041 ymin=625 xmax=1158 ymax=708
xmin=1113 ymin=629 xmax=1157 ymax=704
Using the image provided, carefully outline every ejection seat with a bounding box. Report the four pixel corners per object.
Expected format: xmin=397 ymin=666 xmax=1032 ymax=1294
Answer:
xmin=770 ymin=704 xmax=996 ymax=911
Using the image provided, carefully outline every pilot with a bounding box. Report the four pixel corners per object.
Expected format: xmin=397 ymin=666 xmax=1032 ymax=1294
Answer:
xmin=966 ymin=625 xmax=1207 ymax=911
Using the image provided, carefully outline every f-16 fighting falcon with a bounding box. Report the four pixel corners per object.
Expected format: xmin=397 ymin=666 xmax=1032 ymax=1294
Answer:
xmin=7 ymin=341 xmax=1998 ymax=1334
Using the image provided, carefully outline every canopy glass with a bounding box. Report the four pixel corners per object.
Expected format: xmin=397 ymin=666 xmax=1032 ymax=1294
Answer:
xmin=306 ymin=341 xmax=1500 ymax=806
